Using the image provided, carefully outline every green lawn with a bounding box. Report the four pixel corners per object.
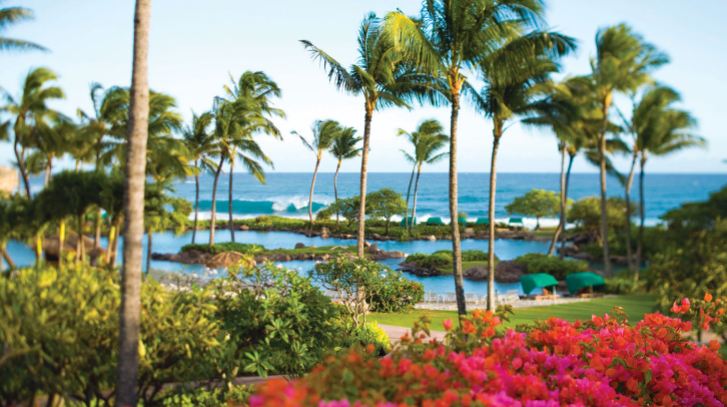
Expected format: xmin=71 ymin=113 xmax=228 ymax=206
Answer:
xmin=371 ymin=294 xmax=657 ymax=330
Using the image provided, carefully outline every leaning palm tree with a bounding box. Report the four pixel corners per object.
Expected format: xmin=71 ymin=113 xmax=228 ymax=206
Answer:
xmin=474 ymin=30 xmax=576 ymax=310
xmin=398 ymin=119 xmax=448 ymax=231
xmin=117 ymin=0 xmax=152 ymax=404
xmin=2 ymin=67 xmax=64 ymax=197
xmin=181 ymin=111 xmax=215 ymax=244
xmin=329 ymin=126 xmax=361 ymax=224
xmin=216 ymin=71 xmax=283 ymax=242
xmin=383 ymin=0 xmax=552 ymax=316
xmin=0 ymin=2 xmax=46 ymax=52
xmin=295 ymin=120 xmax=341 ymax=231
xmin=301 ymin=12 xmax=423 ymax=257
xmin=628 ymin=85 xmax=704 ymax=278
xmin=588 ymin=23 xmax=668 ymax=274
xmin=523 ymin=78 xmax=600 ymax=257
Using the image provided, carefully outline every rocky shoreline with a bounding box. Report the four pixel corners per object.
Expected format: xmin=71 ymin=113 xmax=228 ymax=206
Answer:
xmin=151 ymin=242 xmax=406 ymax=268
xmin=399 ymin=260 xmax=527 ymax=283
xmin=229 ymin=223 xmax=544 ymax=242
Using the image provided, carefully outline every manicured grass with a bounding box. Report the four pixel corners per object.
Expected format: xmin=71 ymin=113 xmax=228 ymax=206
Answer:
xmin=370 ymin=294 xmax=657 ymax=330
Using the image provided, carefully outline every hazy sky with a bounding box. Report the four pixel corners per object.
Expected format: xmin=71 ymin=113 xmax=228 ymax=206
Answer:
xmin=2 ymin=0 xmax=725 ymax=173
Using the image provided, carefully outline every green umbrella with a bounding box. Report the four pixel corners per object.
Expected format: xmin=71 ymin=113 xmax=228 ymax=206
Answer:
xmin=566 ymin=272 xmax=605 ymax=294
xmin=520 ymin=273 xmax=559 ymax=295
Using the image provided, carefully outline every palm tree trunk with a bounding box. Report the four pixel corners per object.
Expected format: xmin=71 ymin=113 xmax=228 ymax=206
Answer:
xmin=13 ymin=138 xmax=31 ymax=198
xmin=209 ymin=156 xmax=224 ymax=246
xmin=308 ymin=156 xmax=321 ymax=234
xmin=77 ymin=215 xmax=85 ymax=263
xmin=1 ymin=242 xmax=15 ymax=270
xmin=106 ymin=222 xmax=117 ymax=265
xmin=404 ymin=164 xmax=416 ymax=230
xmin=356 ymin=106 xmax=373 ymax=258
xmin=192 ymin=160 xmax=200 ymax=244
xmin=35 ymin=233 xmax=43 ymax=266
xmin=228 ymin=158 xmax=235 ymax=242
xmin=58 ymin=220 xmax=65 ymax=268
xmin=411 ymin=164 xmax=422 ymax=233
xmin=94 ymin=208 xmax=102 ymax=250
xmin=624 ymin=153 xmax=638 ymax=274
xmin=333 ymin=159 xmax=342 ymax=225
xmin=145 ymin=228 xmax=152 ymax=274
xmin=116 ymin=0 xmax=152 ymax=404
xmin=598 ymin=136 xmax=612 ymax=275
xmin=559 ymin=153 xmax=575 ymax=259
xmin=448 ymin=90 xmax=466 ymax=316
xmin=548 ymin=144 xmax=567 ymax=255
xmin=110 ymin=217 xmax=123 ymax=267
xmin=486 ymin=121 xmax=502 ymax=311
xmin=636 ymin=155 xmax=647 ymax=281
xmin=44 ymin=157 xmax=52 ymax=187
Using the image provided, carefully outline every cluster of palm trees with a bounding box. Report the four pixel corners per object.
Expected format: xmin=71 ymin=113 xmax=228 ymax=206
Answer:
xmin=296 ymin=119 xmax=360 ymax=229
xmin=301 ymin=1 xmax=704 ymax=314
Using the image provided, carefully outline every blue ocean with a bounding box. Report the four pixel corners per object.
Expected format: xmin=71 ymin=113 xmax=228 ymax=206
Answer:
xmin=178 ymin=172 xmax=726 ymax=224
xmin=8 ymin=172 xmax=725 ymax=296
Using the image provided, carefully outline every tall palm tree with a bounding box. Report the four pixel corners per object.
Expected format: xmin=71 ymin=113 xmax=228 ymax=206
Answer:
xmin=628 ymin=85 xmax=704 ymax=278
xmin=384 ymin=0 xmax=551 ymax=316
xmin=0 ymin=2 xmax=46 ymax=52
xmin=181 ymin=111 xmax=214 ymax=244
xmin=27 ymin=115 xmax=74 ymax=186
xmin=295 ymin=119 xmax=341 ymax=231
xmin=398 ymin=119 xmax=448 ymax=231
xmin=588 ymin=23 xmax=668 ymax=274
xmin=523 ymin=78 xmax=600 ymax=257
xmin=2 ymin=67 xmax=64 ymax=197
xmin=216 ymin=71 xmax=283 ymax=242
xmin=329 ymin=125 xmax=360 ymax=224
xmin=475 ymin=29 xmax=575 ymax=310
xmin=302 ymin=12 xmax=423 ymax=257
xmin=116 ymin=0 xmax=151 ymax=404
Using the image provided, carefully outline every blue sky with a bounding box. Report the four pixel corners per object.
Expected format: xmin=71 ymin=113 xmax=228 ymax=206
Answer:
xmin=1 ymin=0 xmax=725 ymax=173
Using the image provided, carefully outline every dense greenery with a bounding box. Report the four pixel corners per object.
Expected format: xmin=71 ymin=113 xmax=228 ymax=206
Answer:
xmin=403 ymin=250 xmax=497 ymax=275
xmin=648 ymin=187 xmax=727 ymax=310
xmin=513 ymin=253 xmax=588 ymax=280
xmin=181 ymin=242 xmax=264 ymax=255
xmin=0 ymin=262 xmax=388 ymax=405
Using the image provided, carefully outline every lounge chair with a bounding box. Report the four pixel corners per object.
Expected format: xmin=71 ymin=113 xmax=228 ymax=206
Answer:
xmin=426 ymin=217 xmax=445 ymax=226
xmin=508 ymin=216 xmax=524 ymax=228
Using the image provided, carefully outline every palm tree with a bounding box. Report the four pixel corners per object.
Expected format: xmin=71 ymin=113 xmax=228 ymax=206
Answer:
xmin=28 ymin=115 xmax=74 ymax=186
xmin=475 ymin=29 xmax=575 ymax=310
xmin=116 ymin=0 xmax=151 ymax=404
xmin=524 ymin=78 xmax=599 ymax=257
xmin=0 ymin=2 xmax=46 ymax=52
xmin=628 ymin=85 xmax=704 ymax=278
xmin=216 ymin=71 xmax=283 ymax=242
xmin=295 ymin=120 xmax=341 ymax=231
xmin=398 ymin=119 xmax=448 ymax=231
xmin=588 ymin=23 xmax=668 ymax=274
xmin=2 ymin=67 xmax=64 ymax=197
xmin=181 ymin=111 xmax=214 ymax=244
xmin=383 ymin=0 xmax=554 ymax=316
xmin=329 ymin=126 xmax=360 ymax=224
xmin=301 ymin=12 xmax=422 ymax=257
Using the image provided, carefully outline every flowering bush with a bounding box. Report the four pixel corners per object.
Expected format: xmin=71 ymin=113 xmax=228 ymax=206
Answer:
xmin=250 ymin=304 xmax=727 ymax=406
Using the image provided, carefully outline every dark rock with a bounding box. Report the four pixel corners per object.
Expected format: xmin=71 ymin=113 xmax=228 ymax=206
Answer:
xmin=494 ymin=261 xmax=525 ymax=283
xmin=294 ymin=242 xmax=306 ymax=249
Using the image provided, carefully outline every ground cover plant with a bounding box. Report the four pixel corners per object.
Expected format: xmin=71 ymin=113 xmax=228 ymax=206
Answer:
xmin=252 ymin=296 xmax=727 ymax=406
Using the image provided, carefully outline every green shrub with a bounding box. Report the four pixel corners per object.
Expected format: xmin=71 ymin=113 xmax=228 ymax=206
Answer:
xmin=181 ymin=242 xmax=265 ymax=255
xmin=404 ymin=250 xmax=495 ymax=275
xmin=604 ymin=274 xmax=647 ymax=294
xmin=162 ymin=384 xmax=253 ymax=407
xmin=513 ymin=253 xmax=588 ymax=280
xmin=210 ymin=263 xmax=344 ymax=377
xmin=312 ymin=256 xmax=423 ymax=325
xmin=346 ymin=322 xmax=391 ymax=355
